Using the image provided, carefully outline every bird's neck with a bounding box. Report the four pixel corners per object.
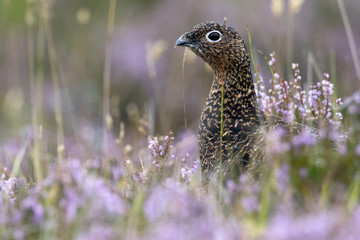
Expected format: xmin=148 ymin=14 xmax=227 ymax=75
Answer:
xmin=209 ymin=63 xmax=259 ymax=117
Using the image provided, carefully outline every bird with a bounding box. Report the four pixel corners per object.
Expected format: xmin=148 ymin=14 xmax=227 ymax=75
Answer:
xmin=175 ymin=21 xmax=307 ymax=188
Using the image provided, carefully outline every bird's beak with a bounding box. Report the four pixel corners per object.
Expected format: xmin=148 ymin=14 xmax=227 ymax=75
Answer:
xmin=175 ymin=34 xmax=195 ymax=48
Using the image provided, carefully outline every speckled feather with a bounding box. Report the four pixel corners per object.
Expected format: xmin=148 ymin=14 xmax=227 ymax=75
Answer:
xmin=176 ymin=22 xmax=305 ymax=187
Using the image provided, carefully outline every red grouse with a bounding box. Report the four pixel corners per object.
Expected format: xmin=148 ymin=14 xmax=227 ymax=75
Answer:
xmin=175 ymin=21 xmax=305 ymax=187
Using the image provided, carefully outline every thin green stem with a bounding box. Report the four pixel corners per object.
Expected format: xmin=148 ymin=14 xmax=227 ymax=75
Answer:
xmin=219 ymin=49 xmax=226 ymax=196
xmin=330 ymin=50 xmax=339 ymax=117
xmin=42 ymin=0 xmax=65 ymax=162
xmin=330 ymin=50 xmax=337 ymax=99
xmin=248 ymin=27 xmax=265 ymax=110
xmin=337 ymin=0 xmax=360 ymax=84
xmin=30 ymin=0 xmax=46 ymax=183
xmin=286 ymin=11 xmax=295 ymax=78
xmin=220 ymin=72 xmax=225 ymax=187
xmin=102 ymin=0 xmax=117 ymax=176
xmin=181 ymin=48 xmax=188 ymax=129
xmin=26 ymin=0 xmax=41 ymax=182
xmin=263 ymin=54 xmax=276 ymax=84
xmin=247 ymin=26 xmax=259 ymax=87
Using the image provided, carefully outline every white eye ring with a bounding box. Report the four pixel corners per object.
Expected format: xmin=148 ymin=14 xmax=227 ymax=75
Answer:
xmin=206 ymin=30 xmax=222 ymax=42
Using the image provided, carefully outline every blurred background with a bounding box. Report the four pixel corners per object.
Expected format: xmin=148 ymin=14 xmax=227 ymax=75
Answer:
xmin=0 ymin=0 xmax=359 ymax=151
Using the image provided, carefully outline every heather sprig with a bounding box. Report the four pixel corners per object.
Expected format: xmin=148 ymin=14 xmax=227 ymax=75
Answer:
xmin=0 ymin=170 xmax=18 ymax=205
xmin=180 ymin=153 xmax=199 ymax=184
xmin=255 ymin=52 xmax=344 ymax=131
xmin=148 ymin=131 xmax=174 ymax=179
xmin=148 ymin=131 xmax=174 ymax=159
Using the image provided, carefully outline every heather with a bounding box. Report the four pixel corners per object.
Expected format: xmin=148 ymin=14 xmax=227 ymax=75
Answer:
xmin=1 ymin=0 xmax=360 ymax=239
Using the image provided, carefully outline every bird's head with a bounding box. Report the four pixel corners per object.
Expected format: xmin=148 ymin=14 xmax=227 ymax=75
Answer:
xmin=175 ymin=21 xmax=249 ymax=72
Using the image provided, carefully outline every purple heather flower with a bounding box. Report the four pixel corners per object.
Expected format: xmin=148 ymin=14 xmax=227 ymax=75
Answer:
xmin=265 ymin=127 xmax=290 ymax=154
xmin=144 ymin=180 xmax=189 ymax=221
xmin=269 ymin=51 xmax=276 ymax=66
xmin=266 ymin=210 xmax=338 ymax=240
xmin=345 ymin=207 xmax=360 ymax=238
xmin=76 ymin=224 xmax=115 ymax=240
xmin=133 ymin=170 xmax=148 ymax=183
xmin=60 ymin=187 xmax=82 ymax=222
xmin=347 ymin=104 xmax=360 ymax=115
xmin=336 ymin=98 xmax=343 ymax=105
xmin=345 ymin=91 xmax=360 ymax=114
xmin=353 ymin=91 xmax=360 ymax=104
xmin=0 ymin=177 xmax=18 ymax=204
xmin=299 ymin=168 xmax=308 ymax=178
xmin=275 ymin=164 xmax=289 ymax=192
xmin=56 ymin=159 xmax=127 ymax=223
xmin=338 ymin=144 xmax=347 ymax=155
xmin=21 ymin=193 xmax=44 ymax=224
xmin=13 ymin=228 xmax=25 ymax=240
xmin=293 ymin=131 xmax=316 ymax=147
xmin=355 ymin=143 xmax=360 ymax=156
xmin=239 ymin=173 xmax=249 ymax=185
xmin=148 ymin=137 xmax=159 ymax=151
xmin=241 ymin=195 xmax=259 ymax=213
xmin=143 ymin=179 xmax=242 ymax=240
xmin=148 ymin=132 xmax=174 ymax=159
xmin=274 ymin=73 xmax=280 ymax=80
xmin=111 ymin=165 xmax=123 ymax=181
xmin=83 ymin=177 xmax=127 ymax=219
xmin=225 ymin=179 xmax=238 ymax=193
xmin=180 ymin=154 xmax=199 ymax=183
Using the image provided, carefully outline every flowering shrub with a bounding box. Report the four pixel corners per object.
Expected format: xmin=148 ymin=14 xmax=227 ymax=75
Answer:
xmin=1 ymin=51 xmax=359 ymax=239
xmin=255 ymin=52 xmax=343 ymax=130
xmin=0 ymin=39 xmax=359 ymax=240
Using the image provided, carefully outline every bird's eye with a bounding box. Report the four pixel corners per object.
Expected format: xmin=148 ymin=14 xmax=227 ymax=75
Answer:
xmin=206 ymin=30 xmax=222 ymax=42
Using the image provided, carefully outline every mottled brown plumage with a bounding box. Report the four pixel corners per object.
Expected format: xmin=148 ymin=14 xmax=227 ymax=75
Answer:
xmin=175 ymin=22 xmax=304 ymax=187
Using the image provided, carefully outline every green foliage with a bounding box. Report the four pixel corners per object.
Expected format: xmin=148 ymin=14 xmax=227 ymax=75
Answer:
xmin=0 ymin=0 xmax=26 ymax=26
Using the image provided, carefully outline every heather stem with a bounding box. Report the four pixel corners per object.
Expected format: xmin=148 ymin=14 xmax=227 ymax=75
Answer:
xmin=102 ymin=0 xmax=117 ymax=175
xmin=42 ymin=0 xmax=65 ymax=162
